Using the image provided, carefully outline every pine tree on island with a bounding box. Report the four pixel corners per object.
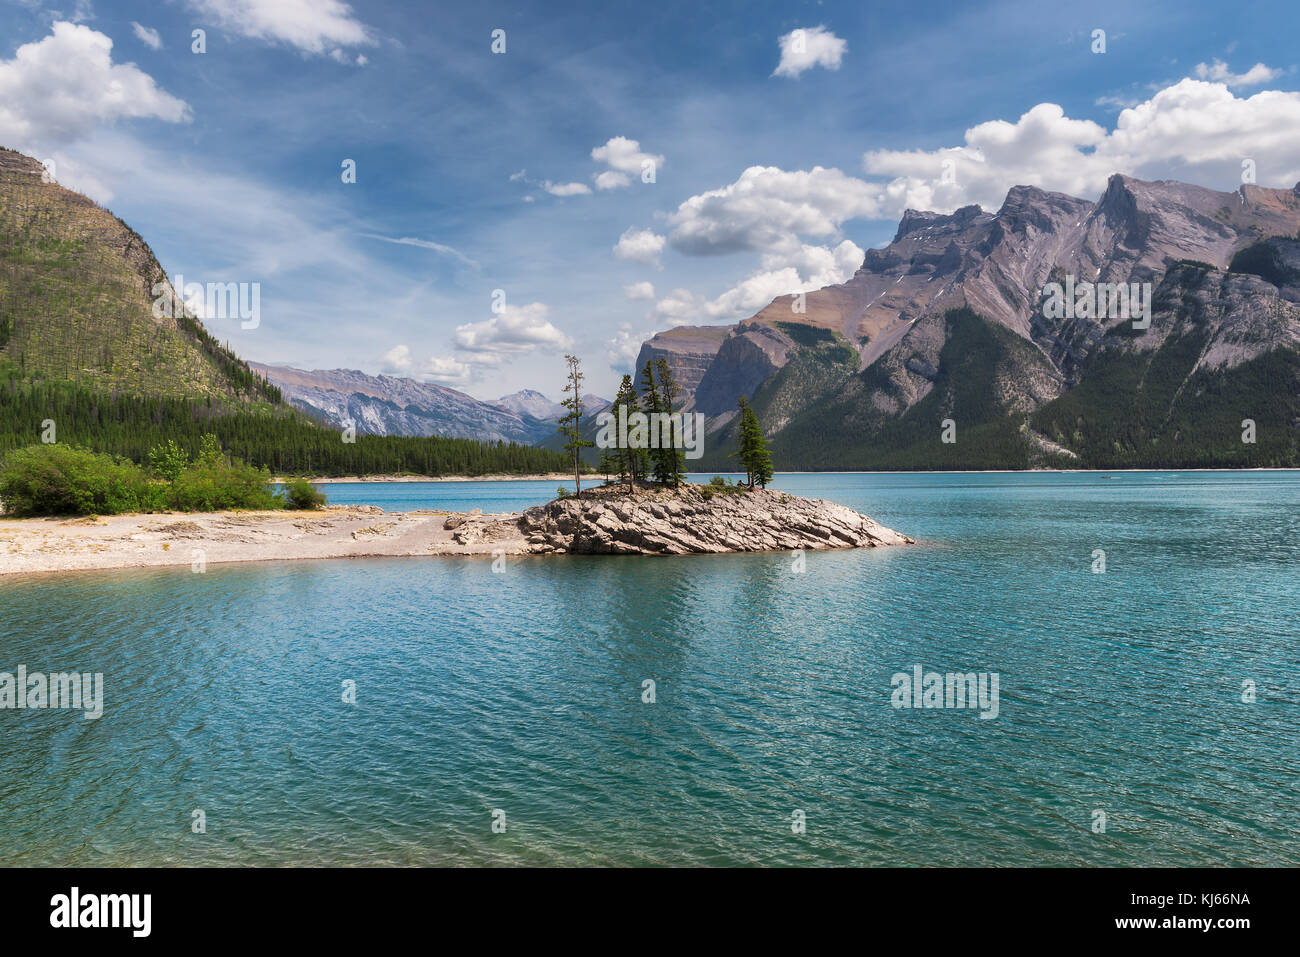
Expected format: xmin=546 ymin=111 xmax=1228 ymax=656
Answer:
xmin=610 ymin=373 xmax=647 ymax=492
xmin=558 ymin=354 xmax=594 ymax=496
xmin=734 ymin=395 xmax=774 ymax=488
xmin=643 ymin=357 xmax=686 ymax=488
xmin=597 ymin=447 xmax=619 ymax=486
xmin=638 ymin=358 xmax=662 ymax=485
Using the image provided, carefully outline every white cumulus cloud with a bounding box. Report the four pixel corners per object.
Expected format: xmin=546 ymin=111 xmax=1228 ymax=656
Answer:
xmin=1194 ymin=59 xmax=1283 ymax=88
xmin=863 ymin=78 xmax=1300 ymax=215
xmin=606 ymin=323 xmax=650 ymax=370
xmin=590 ymin=136 xmax=664 ymax=189
xmin=188 ymin=0 xmax=373 ymax=55
xmin=454 ymin=302 xmax=572 ymax=361
xmin=423 ymin=356 xmax=474 ymax=386
xmin=654 ymin=239 xmax=863 ymax=324
xmin=0 ymin=22 xmax=190 ymax=151
xmin=773 ymin=26 xmax=847 ymax=79
xmin=613 ymin=228 xmax=666 ymax=268
xmin=667 ymin=165 xmax=882 ymax=256
xmin=382 ymin=346 xmax=475 ymax=386
xmin=381 ymin=344 xmax=413 ymax=374
xmin=623 ymin=281 xmax=656 ymax=301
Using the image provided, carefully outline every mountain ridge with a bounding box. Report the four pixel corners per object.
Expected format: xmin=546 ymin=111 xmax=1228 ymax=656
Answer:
xmin=635 ymin=173 xmax=1300 ymax=469
xmin=249 ymin=363 xmax=560 ymax=444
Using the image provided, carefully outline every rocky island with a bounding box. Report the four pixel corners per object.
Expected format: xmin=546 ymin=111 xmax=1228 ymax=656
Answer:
xmin=511 ymin=483 xmax=912 ymax=553
xmin=0 ymin=484 xmax=912 ymax=576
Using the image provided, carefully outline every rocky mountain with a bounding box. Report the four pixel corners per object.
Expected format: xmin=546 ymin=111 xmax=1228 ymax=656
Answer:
xmin=492 ymin=389 xmax=561 ymax=420
xmin=493 ymin=389 xmax=610 ymax=422
xmin=632 ymin=324 xmax=733 ymax=405
xmin=250 ymin=363 xmax=561 ymax=443
xmin=0 ymin=147 xmax=278 ymax=403
xmin=639 ymin=174 xmax=1300 ymax=469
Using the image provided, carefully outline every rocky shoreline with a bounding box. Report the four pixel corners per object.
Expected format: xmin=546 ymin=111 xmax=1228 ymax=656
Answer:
xmin=512 ymin=483 xmax=912 ymax=553
xmin=0 ymin=484 xmax=911 ymax=575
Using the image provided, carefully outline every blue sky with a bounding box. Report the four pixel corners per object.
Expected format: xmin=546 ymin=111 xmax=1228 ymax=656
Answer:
xmin=2 ymin=0 xmax=1298 ymax=398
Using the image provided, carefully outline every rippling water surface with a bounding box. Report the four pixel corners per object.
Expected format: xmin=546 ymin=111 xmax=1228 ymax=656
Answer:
xmin=2 ymin=471 xmax=1297 ymax=865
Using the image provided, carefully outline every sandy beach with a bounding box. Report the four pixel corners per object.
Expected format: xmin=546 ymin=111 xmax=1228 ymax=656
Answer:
xmin=0 ymin=481 xmax=913 ymax=575
xmin=0 ymin=506 xmax=531 ymax=577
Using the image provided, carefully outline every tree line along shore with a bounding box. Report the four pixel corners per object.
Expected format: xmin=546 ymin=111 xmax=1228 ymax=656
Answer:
xmin=0 ymin=353 xmax=778 ymax=519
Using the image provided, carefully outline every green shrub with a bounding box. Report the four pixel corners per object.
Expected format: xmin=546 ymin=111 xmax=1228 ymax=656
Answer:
xmin=704 ymin=474 xmax=744 ymax=495
xmin=147 ymin=439 xmax=188 ymax=482
xmin=195 ymin=433 xmax=224 ymax=466
xmin=167 ymin=458 xmax=280 ymax=512
xmin=0 ymin=444 xmax=151 ymax=516
xmin=282 ymin=478 xmax=327 ymax=510
xmin=0 ymin=440 xmax=340 ymax=516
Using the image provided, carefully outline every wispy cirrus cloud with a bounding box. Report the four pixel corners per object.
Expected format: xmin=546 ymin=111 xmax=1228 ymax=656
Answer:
xmin=131 ymin=22 xmax=162 ymax=49
xmin=507 ymin=169 xmax=591 ymax=197
xmin=359 ymin=233 xmax=479 ymax=269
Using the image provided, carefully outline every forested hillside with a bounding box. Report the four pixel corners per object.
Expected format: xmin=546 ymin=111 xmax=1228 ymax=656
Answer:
xmin=0 ymin=146 xmax=572 ymax=477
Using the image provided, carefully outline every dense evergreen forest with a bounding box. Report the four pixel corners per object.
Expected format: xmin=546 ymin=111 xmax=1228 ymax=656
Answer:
xmin=0 ymin=367 xmax=573 ymax=477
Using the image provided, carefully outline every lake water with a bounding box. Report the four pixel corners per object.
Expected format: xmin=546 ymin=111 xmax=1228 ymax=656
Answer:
xmin=1 ymin=471 xmax=1297 ymax=865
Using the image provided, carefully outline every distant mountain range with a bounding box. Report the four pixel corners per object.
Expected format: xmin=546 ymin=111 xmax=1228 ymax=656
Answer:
xmin=251 ymin=364 xmax=608 ymax=445
xmin=491 ymin=388 xmax=609 ymax=422
xmin=638 ymin=174 xmax=1300 ymax=469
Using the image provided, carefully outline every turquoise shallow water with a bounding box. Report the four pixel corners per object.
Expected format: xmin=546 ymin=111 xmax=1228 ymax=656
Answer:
xmin=1 ymin=471 xmax=1297 ymax=866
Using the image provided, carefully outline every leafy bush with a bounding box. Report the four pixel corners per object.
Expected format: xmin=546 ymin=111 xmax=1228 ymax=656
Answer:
xmin=0 ymin=439 xmax=284 ymax=516
xmin=147 ymin=439 xmax=188 ymax=482
xmin=282 ymin=478 xmax=327 ymax=510
xmin=704 ymin=474 xmax=744 ymax=495
xmin=167 ymin=458 xmax=280 ymax=512
xmin=195 ymin=433 xmax=224 ymax=466
xmin=0 ymin=444 xmax=151 ymax=516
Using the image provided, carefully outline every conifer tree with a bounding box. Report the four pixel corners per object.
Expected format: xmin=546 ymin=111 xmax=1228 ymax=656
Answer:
xmin=611 ymin=374 xmax=644 ymax=491
xmin=597 ymin=447 xmax=619 ymax=485
xmin=649 ymin=357 xmax=686 ymax=488
xmin=638 ymin=359 xmax=661 ymax=484
xmin=558 ymin=354 xmax=594 ymax=496
xmin=734 ymin=395 xmax=774 ymax=488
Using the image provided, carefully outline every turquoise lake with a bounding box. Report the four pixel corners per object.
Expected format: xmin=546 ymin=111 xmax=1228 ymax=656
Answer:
xmin=1 ymin=471 xmax=1297 ymax=865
